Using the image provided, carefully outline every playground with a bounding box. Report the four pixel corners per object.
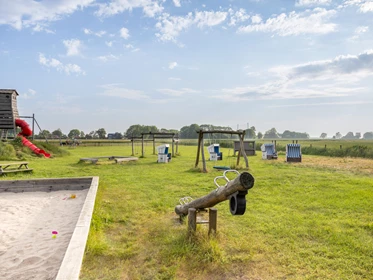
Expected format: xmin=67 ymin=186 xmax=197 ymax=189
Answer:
xmin=0 ymin=144 xmax=372 ymax=279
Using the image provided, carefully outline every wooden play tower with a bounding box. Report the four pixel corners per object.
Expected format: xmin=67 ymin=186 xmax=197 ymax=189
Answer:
xmin=0 ymin=89 xmax=19 ymax=139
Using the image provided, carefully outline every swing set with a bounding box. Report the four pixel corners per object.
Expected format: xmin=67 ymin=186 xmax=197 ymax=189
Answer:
xmin=195 ymin=130 xmax=249 ymax=173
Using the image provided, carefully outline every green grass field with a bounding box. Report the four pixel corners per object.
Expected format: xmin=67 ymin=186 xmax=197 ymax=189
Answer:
xmin=1 ymin=144 xmax=373 ymax=279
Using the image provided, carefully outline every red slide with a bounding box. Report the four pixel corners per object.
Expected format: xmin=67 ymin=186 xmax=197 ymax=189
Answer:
xmin=15 ymin=119 xmax=51 ymax=158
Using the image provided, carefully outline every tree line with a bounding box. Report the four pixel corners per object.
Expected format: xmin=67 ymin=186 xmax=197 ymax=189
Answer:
xmin=33 ymin=124 xmax=373 ymax=140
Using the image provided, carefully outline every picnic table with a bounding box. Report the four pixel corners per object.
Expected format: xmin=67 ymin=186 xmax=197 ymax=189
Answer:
xmin=79 ymin=156 xmax=138 ymax=164
xmin=0 ymin=162 xmax=33 ymax=175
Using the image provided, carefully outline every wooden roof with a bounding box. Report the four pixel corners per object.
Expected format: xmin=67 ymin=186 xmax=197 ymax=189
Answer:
xmin=0 ymin=89 xmax=19 ymax=96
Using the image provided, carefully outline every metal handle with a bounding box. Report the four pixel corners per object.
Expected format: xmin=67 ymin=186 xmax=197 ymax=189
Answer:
xmin=179 ymin=196 xmax=193 ymax=205
xmin=214 ymin=170 xmax=240 ymax=188
xmin=223 ymin=169 xmax=240 ymax=182
xmin=214 ymin=176 xmax=229 ymax=188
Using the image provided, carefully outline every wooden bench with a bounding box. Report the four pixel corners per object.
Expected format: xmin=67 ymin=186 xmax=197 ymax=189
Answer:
xmin=79 ymin=156 xmax=138 ymax=164
xmin=0 ymin=162 xmax=33 ymax=175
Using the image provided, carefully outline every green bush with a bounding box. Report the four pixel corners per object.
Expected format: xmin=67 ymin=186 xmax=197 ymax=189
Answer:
xmin=0 ymin=141 xmax=17 ymax=160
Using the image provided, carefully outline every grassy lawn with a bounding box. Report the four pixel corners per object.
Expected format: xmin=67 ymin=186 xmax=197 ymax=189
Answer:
xmin=1 ymin=144 xmax=373 ymax=279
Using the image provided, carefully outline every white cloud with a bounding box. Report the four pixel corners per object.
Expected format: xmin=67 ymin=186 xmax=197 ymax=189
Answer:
xmin=173 ymin=0 xmax=181 ymax=7
xmin=169 ymin=62 xmax=178 ymax=69
xmin=157 ymin=88 xmax=199 ymax=96
xmin=213 ymin=50 xmax=373 ymax=101
xmin=83 ymin=28 xmax=107 ymax=37
xmin=228 ymin=8 xmax=250 ymax=26
xmin=155 ymin=12 xmax=194 ymax=43
xmin=21 ymin=88 xmax=37 ymax=99
xmin=97 ymin=54 xmax=119 ymax=62
xmin=32 ymin=24 xmax=55 ymax=34
xmin=272 ymin=49 xmax=373 ymax=81
xmin=155 ymin=10 xmax=228 ymax=43
xmin=0 ymin=0 xmax=94 ymax=30
xmin=349 ymin=25 xmax=369 ymax=40
xmin=340 ymin=0 xmax=373 ymax=13
xmin=38 ymin=53 xmax=85 ymax=75
xmin=238 ymin=8 xmax=337 ymax=36
xmin=95 ymin=0 xmax=163 ymax=18
xmin=295 ymin=0 xmax=332 ymax=7
xmin=119 ymin=27 xmax=130 ymax=39
xmin=194 ymin=11 xmax=228 ymax=28
xmin=105 ymin=41 xmax=114 ymax=47
xmin=360 ymin=1 xmax=373 ymax=12
xmin=63 ymin=39 xmax=82 ymax=56
xmin=98 ymin=84 xmax=149 ymax=100
xmin=251 ymin=14 xmax=262 ymax=24
xmin=168 ymin=77 xmax=181 ymax=81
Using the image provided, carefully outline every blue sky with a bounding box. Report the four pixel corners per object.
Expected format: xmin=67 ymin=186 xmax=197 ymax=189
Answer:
xmin=0 ymin=0 xmax=372 ymax=137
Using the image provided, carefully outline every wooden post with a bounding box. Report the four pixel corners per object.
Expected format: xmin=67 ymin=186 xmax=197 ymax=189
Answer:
xmin=201 ymin=136 xmax=207 ymax=173
xmin=153 ymin=134 xmax=155 ymax=155
xmin=310 ymin=144 xmax=312 ymax=148
xmin=131 ymin=139 xmax=134 ymax=156
xmin=296 ymin=140 xmax=298 ymax=144
xmin=141 ymin=134 xmax=144 ymax=157
xmin=195 ymin=131 xmax=202 ymax=168
xmin=188 ymin=208 xmax=197 ymax=235
xmin=172 ymin=134 xmax=175 ymax=157
xmin=176 ymin=136 xmax=179 ymax=154
xmin=237 ymin=133 xmax=248 ymax=169
xmin=208 ymin=208 xmax=217 ymax=235
xmin=340 ymin=145 xmax=342 ymax=150
xmin=325 ymin=144 xmax=327 ymax=149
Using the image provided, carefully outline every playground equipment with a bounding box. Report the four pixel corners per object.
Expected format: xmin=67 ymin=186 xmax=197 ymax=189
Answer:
xmin=286 ymin=144 xmax=302 ymax=162
xmin=0 ymin=89 xmax=19 ymax=138
xmin=157 ymin=144 xmax=171 ymax=163
xmin=131 ymin=132 xmax=179 ymax=158
xmin=16 ymin=119 xmax=51 ymax=158
xmin=176 ymin=170 xmax=254 ymax=234
xmin=207 ymin=144 xmax=222 ymax=161
xmin=175 ymin=170 xmax=254 ymax=216
xmin=261 ymin=143 xmax=278 ymax=160
xmin=0 ymin=89 xmax=50 ymax=157
xmin=234 ymin=140 xmax=256 ymax=156
xmin=195 ymin=130 xmax=249 ymax=172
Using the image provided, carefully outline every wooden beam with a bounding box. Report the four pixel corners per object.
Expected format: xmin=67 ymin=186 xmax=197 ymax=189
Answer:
xmin=175 ymin=172 xmax=254 ymax=216
xmin=195 ymin=131 xmax=202 ymax=168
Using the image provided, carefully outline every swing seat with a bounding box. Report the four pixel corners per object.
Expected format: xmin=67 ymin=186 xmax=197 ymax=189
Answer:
xmin=213 ymin=166 xmax=230 ymax=170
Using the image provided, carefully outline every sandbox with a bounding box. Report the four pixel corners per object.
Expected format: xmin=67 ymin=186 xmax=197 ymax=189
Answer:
xmin=0 ymin=177 xmax=99 ymax=280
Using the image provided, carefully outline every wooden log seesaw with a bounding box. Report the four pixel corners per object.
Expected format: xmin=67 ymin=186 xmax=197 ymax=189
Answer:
xmin=175 ymin=170 xmax=255 ymax=234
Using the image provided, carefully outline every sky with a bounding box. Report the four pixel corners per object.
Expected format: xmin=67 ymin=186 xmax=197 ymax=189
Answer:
xmin=0 ymin=0 xmax=372 ymax=138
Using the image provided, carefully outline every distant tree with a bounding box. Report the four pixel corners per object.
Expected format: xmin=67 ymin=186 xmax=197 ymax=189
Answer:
xmin=281 ymin=130 xmax=309 ymax=139
xmin=257 ymin=132 xmax=263 ymax=139
xmin=180 ymin=124 xmax=200 ymax=139
xmin=335 ymin=132 xmax=342 ymax=139
xmin=263 ymin=128 xmax=280 ymax=139
xmin=80 ymin=131 xmax=85 ymax=138
xmin=125 ymin=125 xmax=159 ymax=138
xmin=245 ymin=128 xmax=256 ymax=139
xmin=320 ymin=133 xmax=327 ymax=139
xmin=96 ymin=128 xmax=107 ymax=139
xmin=37 ymin=129 xmax=51 ymax=139
xmin=52 ymin=129 xmax=63 ymax=139
xmin=363 ymin=132 xmax=373 ymax=139
xmin=110 ymin=132 xmax=123 ymax=139
xmin=68 ymin=129 xmax=81 ymax=139
xmin=85 ymin=131 xmax=95 ymax=139
xmin=355 ymin=132 xmax=361 ymax=139
xmin=342 ymin=132 xmax=355 ymax=139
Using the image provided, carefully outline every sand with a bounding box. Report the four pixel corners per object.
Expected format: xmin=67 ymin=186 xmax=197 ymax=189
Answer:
xmin=0 ymin=189 xmax=89 ymax=280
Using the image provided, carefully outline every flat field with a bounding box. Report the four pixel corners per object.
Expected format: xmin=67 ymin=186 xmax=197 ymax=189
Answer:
xmin=1 ymin=144 xmax=372 ymax=279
